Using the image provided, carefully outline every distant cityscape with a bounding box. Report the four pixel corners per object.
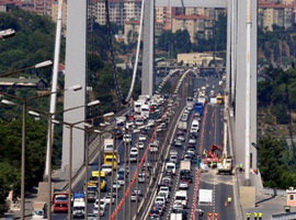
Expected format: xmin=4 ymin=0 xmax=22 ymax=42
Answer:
xmin=1 ymin=0 xmax=296 ymax=44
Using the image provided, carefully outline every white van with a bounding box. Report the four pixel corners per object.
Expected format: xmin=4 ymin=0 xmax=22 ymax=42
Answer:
xmin=190 ymin=120 xmax=199 ymax=134
xmin=174 ymin=190 xmax=188 ymax=208
xmin=72 ymin=198 xmax=85 ymax=218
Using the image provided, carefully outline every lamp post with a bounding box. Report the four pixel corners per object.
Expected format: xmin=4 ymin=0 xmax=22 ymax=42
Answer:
xmin=62 ymin=100 xmax=101 ymax=220
xmin=0 ymin=60 xmax=52 ymax=78
xmin=1 ymin=84 xmax=82 ymax=220
xmin=28 ymin=100 xmax=97 ymax=220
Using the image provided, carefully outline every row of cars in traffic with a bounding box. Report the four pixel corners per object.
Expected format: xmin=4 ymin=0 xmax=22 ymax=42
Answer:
xmin=148 ymin=95 xmax=205 ymax=220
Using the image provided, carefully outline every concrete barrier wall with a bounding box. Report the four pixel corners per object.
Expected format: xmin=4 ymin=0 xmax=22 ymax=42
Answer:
xmin=263 ymin=188 xmax=287 ymax=197
xmin=272 ymin=212 xmax=296 ymax=220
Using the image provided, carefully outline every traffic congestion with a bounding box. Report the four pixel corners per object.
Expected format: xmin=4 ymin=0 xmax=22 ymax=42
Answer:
xmin=46 ymin=71 xmax=229 ymax=220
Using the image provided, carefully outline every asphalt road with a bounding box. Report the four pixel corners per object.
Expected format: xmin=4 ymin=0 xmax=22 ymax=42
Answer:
xmin=51 ymin=71 xmax=232 ymax=220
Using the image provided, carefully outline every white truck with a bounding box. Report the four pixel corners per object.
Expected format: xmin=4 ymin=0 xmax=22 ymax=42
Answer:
xmin=198 ymin=189 xmax=213 ymax=206
xmin=178 ymin=120 xmax=187 ymax=131
xmin=180 ymin=160 xmax=191 ymax=172
xmin=170 ymin=213 xmax=183 ymax=220
xmin=174 ymin=190 xmax=188 ymax=208
xmin=104 ymin=138 xmax=115 ymax=152
xmin=217 ymin=156 xmax=233 ymax=175
xmin=72 ymin=198 xmax=86 ymax=218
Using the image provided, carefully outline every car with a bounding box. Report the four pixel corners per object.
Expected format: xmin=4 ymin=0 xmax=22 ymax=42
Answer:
xmin=101 ymin=193 xmax=115 ymax=205
xmin=112 ymin=182 xmax=121 ymax=190
xmin=95 ymin=199 xmax=106 ymax=210
xmin=139 ymin=134 xmax=147 ymax=141
xmin=101 ymin=164 xmax=113 ymax=175
xmin=138 ymin=172 xmax=146 ymax=183
xmin=123 ymin=134 xmax=132 ymax=143
xmin=169 ymin=154 xmax=178 ymax=164
xmin=177 ymin=135 xmax=185 ymax=142
xmin=179 ymin=181 xmax=189 ymax=190
xmin=157 ymin=191 xmax=169 ymax=201
xmin=183 ymin=153 xmax=193 ymax=161
xmin=180 ymin=173 xmax=192 ymax=183
xmin=174 ymin=139 xmax=183 ymax=147
xmin=147 ymin=119 xmax=155 ymax=127
xmin=117 ymin=167 xmax=127 ymax=177
xmin=88 ymin=212 xmax=99 ymax=219
xmin=131 ymin=191 xmax=139 ymax=202
xmin=93 ymin=206 xmax=104 ymax=217
xmin=130 ymin=147 xmax=138 ymax=154
xmin=173 ymin=201 xmax=184 ymax=210
xmin=188 ymin=138 xmax=196 ymax=145
xmin=125 ymin=121 xmax=134 ymax=130
xmin=117 ymin=173 xmax=125 ymax=185
xmin=159 ymin=186 xmax=170 ymax=199
xmin=137 ymin=142 xmax=145 ymax=149
xmin=170 ymin=150 xmax=178 ymax=156
xmin=159 ymin=176 xmax=173 ymax=188
xmin=186 ymin=149 xmax=195 ymax=155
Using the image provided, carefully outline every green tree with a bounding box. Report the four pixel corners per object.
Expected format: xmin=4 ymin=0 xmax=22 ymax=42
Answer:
xmin=173 ymin=30 xmax=192 ymax=54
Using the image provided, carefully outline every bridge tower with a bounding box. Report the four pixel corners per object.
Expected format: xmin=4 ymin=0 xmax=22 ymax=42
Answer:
xmin=62 ymin=0 xmax=87 ymax=172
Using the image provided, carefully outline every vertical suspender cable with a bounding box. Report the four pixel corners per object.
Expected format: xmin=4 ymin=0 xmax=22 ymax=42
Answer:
xmin=104 ymin=0 xmax=125 ymax=104
xmin=125 ymin=0 xmax=145 ymax=102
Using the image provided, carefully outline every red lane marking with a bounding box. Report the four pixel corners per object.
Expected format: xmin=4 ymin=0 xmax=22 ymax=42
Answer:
xmin=111 ymin=104 xmax=174 ymax=219
xmin=110 ymin=129 xmax=157 ymax=220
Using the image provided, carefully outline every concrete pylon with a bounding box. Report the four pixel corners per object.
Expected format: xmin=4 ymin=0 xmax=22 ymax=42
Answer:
xmin=142 ymin=0 xmax=155 ymax=96
xmin=62 ymin=0 xmax=87 ymax=173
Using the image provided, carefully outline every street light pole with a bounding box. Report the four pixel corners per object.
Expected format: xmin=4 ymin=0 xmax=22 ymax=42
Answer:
xmin=20 ymin=101 xmax=26 ymax=220
xmin=47 ymin=114 xmax=53 ymax=220
xmin=84 ymin=128 xmax=89 ymax=220
xmin=68 ymin=124 xmax=74 ymax=220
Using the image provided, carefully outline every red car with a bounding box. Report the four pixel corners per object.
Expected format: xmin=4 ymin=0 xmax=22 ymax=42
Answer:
xmin=53 ymin=193 xmax=69 ymax=213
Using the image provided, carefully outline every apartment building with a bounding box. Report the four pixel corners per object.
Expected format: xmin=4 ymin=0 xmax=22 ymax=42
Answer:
xmin=258 ymin=1 xmax=294 ymax=31
xmin=172 ymin=14 xmax=214 ymax=43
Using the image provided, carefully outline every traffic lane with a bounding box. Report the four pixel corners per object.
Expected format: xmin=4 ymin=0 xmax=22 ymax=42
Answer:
xmin=163 ymin=110 xmax=201 ymax=219
xmin=113 ymin=127 xmax=172 ymax=219
xmin=197 ymin=179 xmax=215 ymax=218
xmin=215 ymin=178 xmax=235 ymax=220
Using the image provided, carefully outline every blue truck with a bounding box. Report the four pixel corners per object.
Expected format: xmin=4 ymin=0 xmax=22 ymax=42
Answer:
xmin=193 ymin=102 xmax=204 ymax=116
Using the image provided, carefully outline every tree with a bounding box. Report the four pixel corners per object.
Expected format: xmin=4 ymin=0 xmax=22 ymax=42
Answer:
xmin=158 ymin=31 xmax=174 ymax=51
xmin=258 ymin=136 xmax=287 ymax=188
xmin=173 ymin=30 xmax=192 ymax=54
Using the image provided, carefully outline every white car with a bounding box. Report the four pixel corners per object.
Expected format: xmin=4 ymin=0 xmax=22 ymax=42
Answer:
xmin=125 ymin=121 xmax=134 ymax=130
xmin=101 ymin=194 xmax=115 ymax=205
xmin=173 ymin=201 xmax=184 ymax=210
xmin=137 ymin=142 xmax=145 ymax=149
xmin=101 ymin=164 xmax=113 ymax=175
xmin=138 ymin=172 xmax=146 ymax=183
xmin=155 ymin=196 xmax=166 ymax=206
xmin=157 ymin=191 xmax=169 ymax=201
xmin=130 ymin=147 xmax=139 ymax=155
xmin=169 ymin=154 xmax=178 ymax=164
xmin=179 ymin=181 xmax=189 ymax=190
xmin=123 ymin=134 xmax=132 ymax=143
xmin=95 ymin=199 xmax=106 ymax=210
xmin=147 ymin=119 xmax=155 ymax=127
xmin=139 ymin=134 xmax=147 ymax=141
xmin=112 ymin=182 xmax=121 ymax=190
